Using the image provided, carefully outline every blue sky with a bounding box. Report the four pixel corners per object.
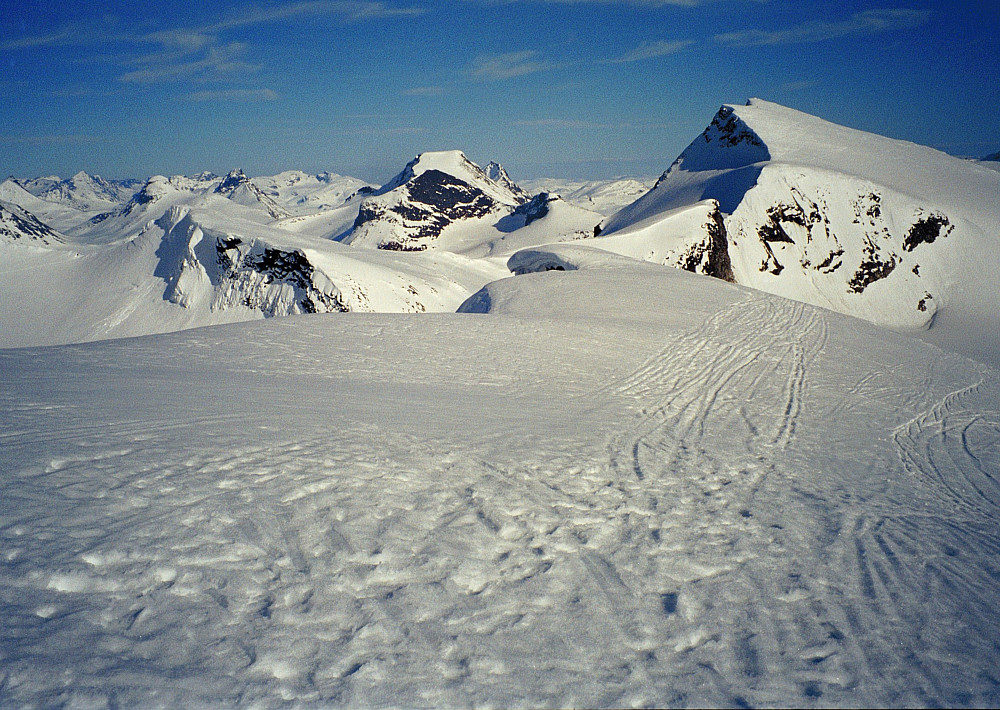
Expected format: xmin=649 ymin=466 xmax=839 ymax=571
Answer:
xmin=1 ymin=0 xmax=997 ymax=182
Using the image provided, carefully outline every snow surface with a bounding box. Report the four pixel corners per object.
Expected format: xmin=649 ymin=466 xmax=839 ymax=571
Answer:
xmin=521 ymin=177 xmax=654 ymax=216
xmin=598 ymin=99 xmax=1000 ymax=369
xmin=3 ymin=261 xmax=1000 ymax=707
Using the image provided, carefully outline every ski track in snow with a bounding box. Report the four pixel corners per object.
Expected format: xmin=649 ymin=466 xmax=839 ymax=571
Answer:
xmin=3 ymin=297 xmax=1000 ymax=706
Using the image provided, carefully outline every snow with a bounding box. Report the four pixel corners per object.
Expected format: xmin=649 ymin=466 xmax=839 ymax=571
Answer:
xmin=3 ymin=262 xmax=1000 ymax=706
xmin=521 ymin=177 xmax=654 ymax=216
xmin=377 ymin=150 xmax=526 ymax=206
xmin=5 ymin=101 xmax=1000 ymax=705
xmin=598 ymin=99 xmax=1000 ymax=369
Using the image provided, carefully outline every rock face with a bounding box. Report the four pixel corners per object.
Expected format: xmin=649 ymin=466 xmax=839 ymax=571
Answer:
xmin=343 ymin=151 xmax=528 ymax=251
xmin=669 ymin=204 xmax=734 ymax=282
xmin=156 ymin=209 xmax=347 ymax=316
xmin=0 ymin=200 xmax=65 ymax=246
xmin=602 ymin=99 xmax=1000 ymax=333
xmin=214 ymin=169 xmax=290 ymax=221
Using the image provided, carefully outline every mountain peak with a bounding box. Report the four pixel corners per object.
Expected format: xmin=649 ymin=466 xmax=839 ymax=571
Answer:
xmin=215 ymin=169 xmax=250 ymax=194
xmin=485 ymin=161 xmax=531 ymax=203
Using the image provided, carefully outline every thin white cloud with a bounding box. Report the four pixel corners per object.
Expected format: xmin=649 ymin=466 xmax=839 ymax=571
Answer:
xmin=607 ymin=39 xmax=694 ymax=63
xmin=0 ymin=134 xmax=103 ymax=145
xmin=515 ymin=118 xmax=613 ymax=129
xmin=470 ymin=50 xmax=553 ymax=80
xmin=187 ymin=88 xmax=279 ymax=101
xmin=403 ymin=86 xmax=446 ymax=96
xmin=715 ymin=8 xmax=931 ymax=46
xmin=0 ymin=30 xmax=76 ymax=51
xmin=208 ymin=0 xmax=425 ymax=29
xmin=119 ymin=42 xmax=259 ymax=83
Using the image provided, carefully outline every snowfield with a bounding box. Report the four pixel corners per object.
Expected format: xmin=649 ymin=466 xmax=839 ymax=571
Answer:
xmin=3 ymin=262 xmax=1000 ymax=707
xmin=3 ymin=100 xmax=1000 ymax=707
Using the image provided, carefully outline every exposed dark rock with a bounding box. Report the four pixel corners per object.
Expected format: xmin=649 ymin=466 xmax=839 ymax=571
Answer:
xmin=670 ymin=205 xmax=735 ymax=282
xmin=848 ymin=239 xmax=898 ymax=293
xmin=706 ymin=105 xmax=764 ymax=148
xmin=379 ymin=241 xmax=427 ymax=252
xmin=0 ymin=203 xmax=64 ymax=244
xmin=353 ymin=169 xmax=499 ymax=249
xmin=917 ymin=292 xmax=933 ymax=312
xmin=814 ymin=248 xmax=844 ymax=273
xmin=902 ymin=213 xmax=952 ymax=251
xmin=513 ymin=192 xmax=553 ymax=227
xmin=852 ymin=192 xmax=882 ymax=222
xmin=213 ymin=237 xmax=349 ymax=314
xmin=758 ymin=198 xmax=821 ymax=244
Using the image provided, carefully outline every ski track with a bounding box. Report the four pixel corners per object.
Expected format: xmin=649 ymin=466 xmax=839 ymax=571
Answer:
xmin=592 ymin=295 xmax=1000 ymax=706
xmin=3 ymin=299 xmax=1000 ymax=706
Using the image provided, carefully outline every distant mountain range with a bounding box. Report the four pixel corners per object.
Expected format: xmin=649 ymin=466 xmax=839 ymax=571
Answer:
xmin=2 ymin=99 xmax=999 ymax=368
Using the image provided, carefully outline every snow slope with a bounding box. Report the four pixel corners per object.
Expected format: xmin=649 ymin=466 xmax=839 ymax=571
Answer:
xmin=0 ymin=201 xmax=506 ymax=348
xmin=599 ymin=100 xmax=1000 ymax=368
xmin=3 ymin=261 xmax=1000 ymax=707
xmin=521 ymin=177 xmax=654 ymax=216
xmin=252 ymin=170 xmax=372 ymax=215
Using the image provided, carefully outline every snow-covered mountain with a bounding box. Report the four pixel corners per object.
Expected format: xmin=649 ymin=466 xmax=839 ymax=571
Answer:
xmin=596 ymin=99 xmax=1000 ymax=367
xmin=252 ymin=170 xmax=372 ymax=215
xmin=341 ymin=151 xmax=532 ymax=252
xmin=4 ymin=101 xmax=1000 ymax=370
xmin=520 ymin=177 xmax=653 ymax=216
xmin=213 ymin=169 xmax=290 ymax=221
xmin=15 ymin=171 xmax=140 ymax=212
xmin=0 ymin=163 xmax=517 ymax=347
xmin=485 ymin=160 xmax=532 ymax=203
xmin=0 ymin=199 xmax=65 ymax=246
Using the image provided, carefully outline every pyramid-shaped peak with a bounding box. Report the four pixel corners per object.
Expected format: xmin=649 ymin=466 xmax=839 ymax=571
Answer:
xmin=215 ymin=169 xmax=252 ymax=194
xmin=485 ymin=161 xmax=530 ymax=203
xmin=377 ymin=151 xmax=524 ymax=205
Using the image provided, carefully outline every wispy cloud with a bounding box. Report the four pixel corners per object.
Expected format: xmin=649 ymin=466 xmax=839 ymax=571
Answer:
xmin=187 ymin=88 xmax=279 ymax=101
xmin=0 ymin=30 xmax=77 ymax=51
xmin=0 ymin=134 xmax=103 ymax=146
xmin=515 ymin=118 xmax=613 ymax=129
xmin=208 ymin=0 xmax=425 ymax=29
xmin=403 ymin=85 xmax=446 ymax=96
xmin=119 ymin=42 xmax=259 ymax=83
xmin=715 ymin=9 xmax=931 ymax=46
xmin=469 ymin=50 xmax=554 ymax=80
xmin=606 ymin=39 xmax=693 ymax=63
xmin=780 ymin=79 xmax=819 ymax=91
